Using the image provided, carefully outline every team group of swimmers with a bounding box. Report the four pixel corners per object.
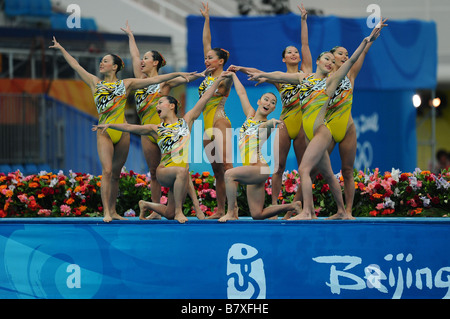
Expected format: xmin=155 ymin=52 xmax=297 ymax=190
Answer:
xmin=49 ymin=2 xmax=387 ymax=223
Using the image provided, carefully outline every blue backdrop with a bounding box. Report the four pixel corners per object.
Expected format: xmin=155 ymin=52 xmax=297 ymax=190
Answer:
xmin=185 ymin=13 xmax=437 ymax=174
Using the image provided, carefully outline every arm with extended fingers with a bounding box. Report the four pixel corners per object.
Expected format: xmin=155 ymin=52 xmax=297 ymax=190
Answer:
xmin=184 ymin=72 xmax=226 ymax=127
xmin=92 ymin=123 xmax=158 ymax=140
xmin=230 ymin=72 xmax=255 ymax=118
xmin=299 ymin=3 xmax=313 ymax=73
xmin=248 ymin=70 xmax=308 ymax=85
xmin=125 ymin=72 xmax=197 ymax=92
xmin=49 ymin=37 xmax=99 ymax=91
xmin=325 ymin=20 xmax=387 ymax=95
xmin=161 ymin=68 xmax=214 ymax=94
xmin=347 ymin=18 xmax=388 ymax=84
xmin=120 ymin=20 xmax=144 ymax=78
xmin=200 ymin=2 xmax=212 ymax=56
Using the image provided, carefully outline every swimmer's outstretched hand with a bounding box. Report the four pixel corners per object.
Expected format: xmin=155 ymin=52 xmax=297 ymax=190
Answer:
xmin=298 ymin=3 xmax=307 ymax=20
xmin=181 ymin=71 xmax=199 ymax=82
xmin=268 ymin=118 xmax=284 ymax=129
xmin=200 ymin=67 xmax=215 ymax=77
xmin=92 ymin=124 xmax=109 ymax=134
xmin=247 ymin=72 xmax=268 ymax=86
xmin=366 ymin=17 xmax=388 ymax=42
xmin=49 ymin=36 xmax=62 ymax=50
xmin=120 ymin=20 xmax=132 ymax=36
xmin=200 ymin=2 xmax=209 ymax=19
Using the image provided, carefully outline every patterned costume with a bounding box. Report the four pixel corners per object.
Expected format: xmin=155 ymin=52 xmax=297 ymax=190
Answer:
xmin=157 ymin=118 xmax=190 ymax=168
xmin=299 ymin=75 xmax=328 ymax=141
xmin=94 ymin=80 xmax=127 ymax=144
xmin=324 ymin=76 xmax=353 ymax=143
xmin=239 ymin=117 xmax=267 ymax=166
xmin=198 ymin=75 xmax=230 ymax=139
xmin=278 ymin=71 xmax=304 ymax=139
xmin=135 ymin=83 xmax=163 ymax=143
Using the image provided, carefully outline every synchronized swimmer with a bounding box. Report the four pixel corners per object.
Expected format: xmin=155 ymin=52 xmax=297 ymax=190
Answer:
xmin=52 ymin=2 xmax=387 ymax=223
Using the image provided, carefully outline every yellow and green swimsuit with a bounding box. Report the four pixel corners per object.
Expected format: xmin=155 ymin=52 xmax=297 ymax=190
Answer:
xmin=157 ymin=118 xmax=190 ymax=168
xmin=278 ymin=73 xmax=304 ymax=139
xmin=198 ymin=75 xmax=230 ymax=139
xmin=135 ymin=83 xmax=163 ymax=143
xmin=299 ymin=75 xmax=329 ymax=141
xmin=324 ymin=76 xmax=353 ymax=143
xmin=239 ymin=117 xmax=267 ymax=166
xmin=94 ymin=80 xmax=127 ymax=144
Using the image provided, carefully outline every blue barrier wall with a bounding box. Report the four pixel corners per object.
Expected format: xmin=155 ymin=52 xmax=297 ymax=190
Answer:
xmin=185 ymin=14 xmax=437 ymax=174
xmin=0 ymin=218 xmax=449 ymax=299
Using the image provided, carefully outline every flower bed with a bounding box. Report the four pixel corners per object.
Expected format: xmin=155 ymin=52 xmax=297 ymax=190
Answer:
xmin=1 ymin=168 xmax=449 ymax=218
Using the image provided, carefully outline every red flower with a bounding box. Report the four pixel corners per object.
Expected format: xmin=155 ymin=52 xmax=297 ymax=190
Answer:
xmin=382 ymin=208 xmax=395 ymax=215
xmin=321 ymin=184 xmax=330 ymax=193
xmin=432 ymin=196 xmax=440 ymax=205
xmin=400 ymin=173 xmax=409 ymax=182
xmin=42 ymin=187 xmax=54 ymax=196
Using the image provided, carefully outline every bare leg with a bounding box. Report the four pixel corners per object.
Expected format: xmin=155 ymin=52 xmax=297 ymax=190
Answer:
xmin=156 ymin=166 xmax=189 ymax=223
xmin=282 ymin=126 xmax=307 ymax=219
xmin=219 ymin=165 xmax=270 ymax=222
xmin=247 ymin=182 xmax=303 ymax=220
xmin=327 ymin=122 xmax=357 ymax=220
xmin=204 ymin=119 xmax=234 ymax=219
xmin=97 ymin=131 xmax=130 ymax=223
xmin=140 ymin=136 xmax=162 ymax=220
xmin=187 ymin=171 xmax=205 ymax=219
xmin=270 ymin=124 xmax=291 ymax=206
xmin=290 ymin=126 xmax=345 ymax=220
xmin=139 ymin=189 xmax=176 ymax=219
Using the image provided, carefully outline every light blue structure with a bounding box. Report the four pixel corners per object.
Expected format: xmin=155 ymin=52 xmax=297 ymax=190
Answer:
xmin=0 ymin=218 xmax=449 ymax=299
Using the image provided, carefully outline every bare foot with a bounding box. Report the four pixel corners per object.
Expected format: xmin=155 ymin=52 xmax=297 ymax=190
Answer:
xmin=292 ymin=201 xmax=302 ymax=215
xmin=281 ymin=210 xmax=294 ymax=220
xmin=174 ymin=212 xmax=188 ymax=224
xmin=146 ymin=211 xmax=162 ymax=220
xmin=103 ymin=212 xmax=127 ymax=223
xmin=206 ymin=211 xmax=225 ymax=219
xmin=288 ymin=204 xmax=314 ymax=220
xmin=268 ymin=215 xmax=278 ymax=220
xmin=218 ymin=211 xmax=238 ymax=223
xmin=326 ymin=212 xmax=356 ymax=220
xmin=139 ymin=200 xmax=148 ymax=220
xmin=194 ymin=206 xmax=205 ymax=220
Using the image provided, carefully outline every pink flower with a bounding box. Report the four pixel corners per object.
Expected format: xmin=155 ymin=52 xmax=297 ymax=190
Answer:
xmin=160 ymin=196 xmax=168 ymax=205
xmin=200 ymin=204 xmax=208 ymax=212
xmin=38 ymin=209 xmax=51 ymax=217
xmin=60 ymin=204 xmax=71 ymax=214
xmin=265 ymin=187 xmax=272 ymax=195
xmin=18 ymin=194 xmax=28 ymax=203
xmin=376 ymin=203 xmax=384 ymax=210
xmin=210 ymin=190 xmax=216 ymax=199
xmin=408 ymin=199 xmax=418 ymax=207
